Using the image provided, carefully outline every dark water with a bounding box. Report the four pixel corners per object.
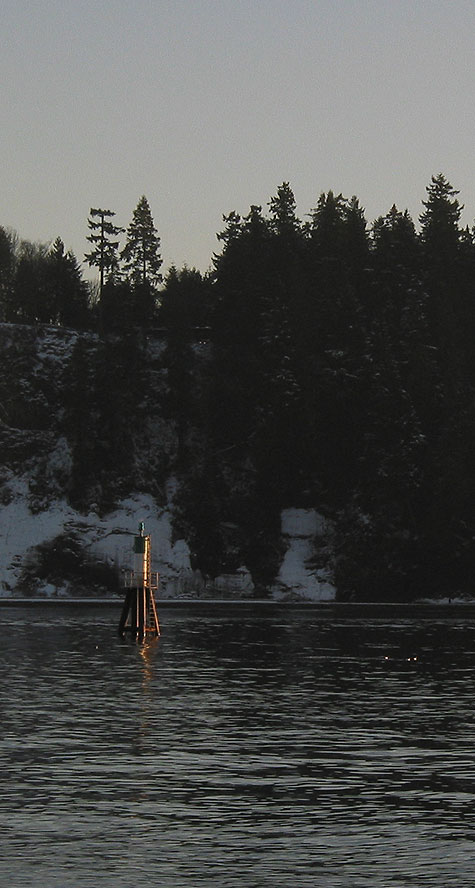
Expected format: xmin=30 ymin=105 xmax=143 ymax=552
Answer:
xmin=2 ymin=603 xmax=475 ymax=887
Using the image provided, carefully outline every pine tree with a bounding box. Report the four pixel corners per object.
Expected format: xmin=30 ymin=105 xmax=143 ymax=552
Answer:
xmin=121 ymin=196 xmax=162 ymax=289
xmin=0 ymin=227 xmax=17 ymax=321
xmin=84 ymin=208 xmax=123 ymax=295
xmin=419 ymin=174 xmax=468 ymax=392
xmin=419 ymin=173 xmax=462 ymax=264
xmin=308 ymin=191 xmax=347 ymax=260
xmin=10 ymin=240 xmax=52 ymax=323
xmin=342 ymin=195 xmax=369 ymax=282
xmin=262 ymin=184 xmax=308 ymax=501
xmin=372 ymin=205 xmax=419 ymax=277
xmin=160 ymin=265 xmax=212 ymax=333
xmin=98 ymin=279 xmax=135 ymax=331
xmin=47 ymin=238 xmax=89 ymax=327
xmin=268 ymin=182 xmax=301 ymax=240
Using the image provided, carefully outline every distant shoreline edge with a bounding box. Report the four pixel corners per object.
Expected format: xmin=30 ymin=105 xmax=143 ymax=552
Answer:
xmin=1 ymin=598 xmax=475 ymax=609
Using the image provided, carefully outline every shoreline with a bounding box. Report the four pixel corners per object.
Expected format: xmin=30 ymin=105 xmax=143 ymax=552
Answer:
xmin=1 ymin=597 xmax=475 ymax=610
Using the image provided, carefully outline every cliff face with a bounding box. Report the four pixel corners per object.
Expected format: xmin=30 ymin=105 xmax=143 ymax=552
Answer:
xmin=0 ymin=323 xmax=335 ymax=599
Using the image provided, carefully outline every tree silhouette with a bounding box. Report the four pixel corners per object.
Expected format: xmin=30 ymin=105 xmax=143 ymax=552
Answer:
xmin=121 ymin=196 xmax=162 ymax=289
xmin=84 ymin=208 xmax=123 ymax=295
xmin=48 ymin=238 xmax=89 ymax=327
xmin=419 ymin=173 xmax=462 ymax=264
xmin=0 ymin=227 xmax=17 ymax=321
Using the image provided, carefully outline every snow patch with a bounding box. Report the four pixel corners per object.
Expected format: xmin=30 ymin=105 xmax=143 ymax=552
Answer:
xmin=44 ymin=437 xmax=73 ymax=491
xmin=272 ymin=508 xmax=336 ymax=602
xmin=0 ymin=479 xmax=334 ymax=601
xmin=214 ymin=566 xmax=254 ymax=597
xmin=0 ymin=483 xmax=194 ymax=598
xmin=281 ymin=508 xmax=326 ymax=538
xmin=0 ymin=478 xmax=79 ymax=593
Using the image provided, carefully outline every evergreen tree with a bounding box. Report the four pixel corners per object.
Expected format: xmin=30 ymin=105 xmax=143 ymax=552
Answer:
xmin=65 ymin=334 xmax=147 ymax=511
xmin=0 ymin=227 xmax=17 ymax=321
xmin=98 ymin=278 xmax=134 ymax=332
xmin=121 ymin=195 xmax=162 ymax=289
xmin=419 ymin=173 xmax=462 ymax=266
xmin=3 ymin=235 xmax=90 ymax=327
xmin=263 ymin=184 xmax=308 ymax=502
xmin=307 ymin=190 xmax=353 ymax=348
xmin=268 ymin=182 xmax=301 ymax=240
xmin=47 ymin=238 xmax=90 ymax=327
xmin=308 ymin=190 xmax=347 ymax=261
xmin=213 ymin=203 xmax=271 ymax=353
xmin=370 ymin=205 xmax=434 ymax=425
xmin=303 ymin=191 xmax=367 ymax=503
xmin=9 ymin=240 xmax=52 ymax=323
xmin=84 ymin=208 xmax=123 ymax=295
xmin=372 ymin=205 xmax=419 ymax=278
xmin=159 ymin=265 xmax=212 ymax=332
xmin=342 ymin=195 xmax=369 ymax=283
xmin=419 ymin=174 xmax=469 ymax=391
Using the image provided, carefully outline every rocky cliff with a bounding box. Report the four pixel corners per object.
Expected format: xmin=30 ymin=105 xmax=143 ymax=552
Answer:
xmin=0 ymin=323 xmax=335 ymax=599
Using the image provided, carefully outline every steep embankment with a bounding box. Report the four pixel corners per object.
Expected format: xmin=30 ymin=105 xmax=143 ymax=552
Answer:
xmin=0 ymin=323 xmax=335 ymax=599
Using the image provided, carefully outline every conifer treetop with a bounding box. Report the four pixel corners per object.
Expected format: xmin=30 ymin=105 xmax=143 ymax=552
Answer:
xmin=121 ymin=195 xmax=162 ymax=288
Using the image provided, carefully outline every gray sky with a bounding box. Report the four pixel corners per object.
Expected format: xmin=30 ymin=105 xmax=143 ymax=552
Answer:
xmin=2 ymin=0 xmax=475 ymax=279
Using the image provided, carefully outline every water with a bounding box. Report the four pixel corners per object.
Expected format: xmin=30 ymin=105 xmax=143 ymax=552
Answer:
xmin=2 ymin=602 xmax=475 ymax=887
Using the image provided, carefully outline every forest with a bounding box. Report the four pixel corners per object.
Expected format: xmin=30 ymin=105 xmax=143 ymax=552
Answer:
xmin=1 ymin=176 xmax=475 ymax=601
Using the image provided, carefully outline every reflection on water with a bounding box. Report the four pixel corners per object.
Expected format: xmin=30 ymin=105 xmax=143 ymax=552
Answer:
xmin=1 ymin=603 xmax=475 ymax=887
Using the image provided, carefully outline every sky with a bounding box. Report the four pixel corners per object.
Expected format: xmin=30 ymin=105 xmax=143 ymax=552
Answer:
xmin=2 ymin=0 xmax=475 ymax=280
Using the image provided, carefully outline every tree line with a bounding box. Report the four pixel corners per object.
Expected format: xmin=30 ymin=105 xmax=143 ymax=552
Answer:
xmin=171 ymin=174 xmax=475 ymax=598
xmin=0 ymin=196 xmax=162 ymax=329
xmin=2 ymin=175 xmax=475 ymax=598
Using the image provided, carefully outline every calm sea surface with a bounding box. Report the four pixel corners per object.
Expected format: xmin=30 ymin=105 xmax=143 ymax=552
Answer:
xmin=1 ymin=602 xmax=475 ymax=887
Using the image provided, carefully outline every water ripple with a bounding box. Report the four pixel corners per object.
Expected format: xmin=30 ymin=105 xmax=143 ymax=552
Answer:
xmin=1 ymin=604 xmax=475 ymax=886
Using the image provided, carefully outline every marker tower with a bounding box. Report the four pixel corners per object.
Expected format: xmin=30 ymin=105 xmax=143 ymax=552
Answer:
xmin=118 ymin=523 xmax=160 ymax=639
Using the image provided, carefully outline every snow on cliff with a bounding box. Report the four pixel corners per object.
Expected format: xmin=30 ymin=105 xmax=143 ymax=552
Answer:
xmin=0 ymin=479 xmax=198 ymax=598
xmin=272 ymin=508 xmax=336 ymax=601
xmin=0 ymin=489 xmax=335 ymax=600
